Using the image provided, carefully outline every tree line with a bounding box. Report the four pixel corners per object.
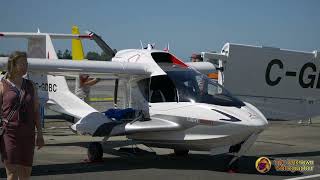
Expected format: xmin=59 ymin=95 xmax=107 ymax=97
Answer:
xmin=0 ymin=49 xmax=113 ymax=61
xmin=56 ymin=49 xmax=113 ymax=61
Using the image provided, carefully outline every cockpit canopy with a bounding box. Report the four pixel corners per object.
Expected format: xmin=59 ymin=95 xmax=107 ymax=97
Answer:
xmin=138 ymin=63 xmax=245 ymax=107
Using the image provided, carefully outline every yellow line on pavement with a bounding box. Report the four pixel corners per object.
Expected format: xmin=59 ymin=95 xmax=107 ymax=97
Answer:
xmin=89 ymin=97 xmax=114 ymax=102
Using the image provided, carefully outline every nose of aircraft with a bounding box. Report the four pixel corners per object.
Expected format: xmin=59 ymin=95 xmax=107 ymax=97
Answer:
xmin=242 ymin=103 xmax=268 ymax=132
xmin=250 ymin=116 xmax=268 ymax=131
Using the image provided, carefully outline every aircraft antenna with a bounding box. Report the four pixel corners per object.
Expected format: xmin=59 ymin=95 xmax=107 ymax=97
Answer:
xmin=164 ymin=42 xmax=170 ymax=52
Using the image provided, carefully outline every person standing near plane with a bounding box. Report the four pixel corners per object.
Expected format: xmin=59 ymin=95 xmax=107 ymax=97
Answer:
xmin=191 ymin=53 xmax=203 ymax=62
xmin=0 ymin=51 xmax=44 ymax=180
xmin=74 ymin=74 xmax=100 ymax=103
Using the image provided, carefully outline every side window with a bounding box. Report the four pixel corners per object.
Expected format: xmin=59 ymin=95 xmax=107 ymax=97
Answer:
xmin=150 ymin=90 xmax=166 ymax=103
xmin=150 ymin=75 xmax=177 ymax=103
xmin=208 ymin=83 xmax=223 ymax=96
xmin=208 ymin=83 xmax=217 ymax=96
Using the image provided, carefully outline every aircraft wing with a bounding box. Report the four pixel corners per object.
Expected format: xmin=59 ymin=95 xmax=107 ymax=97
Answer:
xmin=0 ymin=32 xmax=92 ymax=39
xmin=186 ymin=62 xmax=216 ymax=74
xmin=0 ymin=57 xmax=152 ymax=78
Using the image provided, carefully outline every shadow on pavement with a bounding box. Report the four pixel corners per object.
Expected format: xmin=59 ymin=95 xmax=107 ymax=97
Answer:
xmin=0 ymin=140 xmax=309 ymax=178
xmin=0 ymin=152 xmax=303 ymax=177
xmin=266 ymin=151 xmax=320 ymax=158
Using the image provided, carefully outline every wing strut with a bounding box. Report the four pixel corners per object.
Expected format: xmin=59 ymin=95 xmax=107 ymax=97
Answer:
xmin=87 ymin=31 xmax=116 ymax=58
xmin=114 ymin=79 xmax=119 ymax=108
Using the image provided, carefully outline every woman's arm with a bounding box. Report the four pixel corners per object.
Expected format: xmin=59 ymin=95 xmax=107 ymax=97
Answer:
xmin=32 ymin=83 xmax=44 ymax=150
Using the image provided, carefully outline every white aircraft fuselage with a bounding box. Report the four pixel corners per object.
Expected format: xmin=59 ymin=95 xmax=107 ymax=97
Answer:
xmin=0 ymin=30 xmax=268 ymax=156
xmin=93 ymin=48 xmax=269 ymax=155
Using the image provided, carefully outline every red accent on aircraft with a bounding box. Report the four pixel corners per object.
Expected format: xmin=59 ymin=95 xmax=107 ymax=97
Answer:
xmin=170 ymin=55 xmax=188 ymax=67
xmin=199 ymin=119 xmax=215 ymax=126
xmin=79 ymin=35 xmax=93 ymax=39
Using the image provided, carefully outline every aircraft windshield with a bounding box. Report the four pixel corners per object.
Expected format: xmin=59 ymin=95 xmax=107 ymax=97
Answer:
xmin=165 ymin=66 xmax=245 ymax=107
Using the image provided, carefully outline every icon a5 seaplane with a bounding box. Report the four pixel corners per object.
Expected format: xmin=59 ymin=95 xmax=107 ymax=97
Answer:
xmin=0 ymin=30 xmax=268 ymax=167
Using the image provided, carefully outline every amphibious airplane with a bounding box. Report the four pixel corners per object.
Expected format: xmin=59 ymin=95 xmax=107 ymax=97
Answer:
xmin=0 ymin=30 xmax=268 ymax=169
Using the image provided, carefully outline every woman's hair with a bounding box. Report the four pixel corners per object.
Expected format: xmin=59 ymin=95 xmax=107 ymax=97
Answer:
xmin=7 ymin=51 xmax=27 ymax=78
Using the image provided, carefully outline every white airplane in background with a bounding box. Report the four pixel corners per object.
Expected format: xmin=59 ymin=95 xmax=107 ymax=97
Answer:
xmin=0 ymin=31 xmax=268 ymax=170
xmin=201 ymin=44 xmax=320 ymax=122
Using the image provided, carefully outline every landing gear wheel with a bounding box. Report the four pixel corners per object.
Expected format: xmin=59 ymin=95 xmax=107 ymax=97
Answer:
xmin=87 ymin=142 xmax=103 ymax=162
xmin=174 ymin=149 xmax=189 ymax=156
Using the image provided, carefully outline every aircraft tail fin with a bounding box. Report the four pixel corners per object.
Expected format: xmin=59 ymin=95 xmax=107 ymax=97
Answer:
xmin=0 ymin=31 xmax=92 ymax=59
xmin=72 ymin=26 xmax=85 ymax=60
xmin=0 ymin=31 xmax=98 ymax=119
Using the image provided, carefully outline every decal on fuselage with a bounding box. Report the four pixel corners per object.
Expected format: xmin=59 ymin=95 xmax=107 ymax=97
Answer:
xmin=35 ymin=82 xmax=57 ymax=92
xmin=265 ymin=59 xmax=320 ymax=88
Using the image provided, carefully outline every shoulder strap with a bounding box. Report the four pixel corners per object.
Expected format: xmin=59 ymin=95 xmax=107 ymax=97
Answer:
xmin=2 ymin=79 xmax=26 ymax=124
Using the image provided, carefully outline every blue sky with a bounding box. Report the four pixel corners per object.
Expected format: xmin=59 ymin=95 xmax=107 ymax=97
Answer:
xmin=0 ymin=0 xmax=319 ymax=61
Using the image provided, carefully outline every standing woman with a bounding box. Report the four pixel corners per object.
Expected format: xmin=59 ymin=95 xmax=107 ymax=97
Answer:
xmin=0 ymin=51 xmax=44 ymax=180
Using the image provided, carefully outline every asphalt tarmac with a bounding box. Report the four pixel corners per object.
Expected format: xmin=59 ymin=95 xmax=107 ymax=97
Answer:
xmin=0 ymin=80 xmax=319 ymax=180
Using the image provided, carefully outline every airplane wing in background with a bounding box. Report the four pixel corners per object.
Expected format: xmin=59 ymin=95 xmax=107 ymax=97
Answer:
xmin=0 ymin=32 xmax=92 ymax=39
